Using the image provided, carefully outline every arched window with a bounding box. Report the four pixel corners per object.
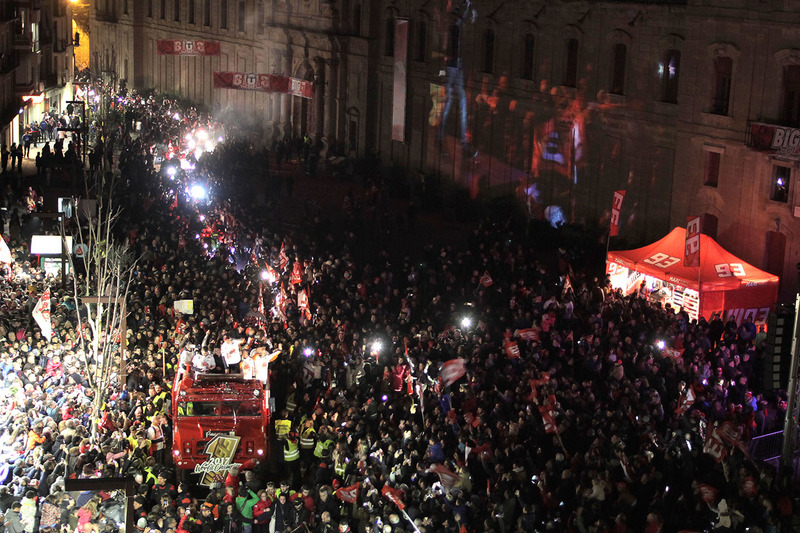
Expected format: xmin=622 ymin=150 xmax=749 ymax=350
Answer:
xmin=660 ymin=49 xmax=680 ymax=103
xmin=188 ymin=0 xmax=194 ymax=24
xmin=238 ymin=1 xmax=245 ymax=32
xmin=414 ymin=17 xmax=427 ymax=62
xmin=564 ymin=38 xmax=579 ymax=87
xmin=173 ymin=0 xmax=180 ymax=22
xmin=483 ymin=29 xmax=495 ymax=73
xmin=711 ymin=56 xmax=732 ymax=115
xmin=782 ymin=65 xmax=800 ymax=127
xmin=220 ymin=0 xmax=228 ymax=29
xmin=611 ymin=43 xmax=626 ymax=95
xmin=522 ymin=33 xmax=534 ymax=80
xmin=384 ymin=15 xmax=395 ymax=56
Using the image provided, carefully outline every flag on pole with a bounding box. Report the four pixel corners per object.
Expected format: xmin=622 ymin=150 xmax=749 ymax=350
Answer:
xmin=675 ymin=387 xmax=696 ymax=416
xmin=684 ymin=215 xmax=701 ymax=267
xmin=439 ymin=358 xmax=467 ymax=388
xmin=381 ymin=485 xmax=405 ymax=510
xmin=539 ymin=404 xmax=558 ymax=434
xmin=609 ymin=190 xmax=626 ymax=237
xmin=335 ymin=483 xmax=360 ymax=503
xmin=0 ymin=235 xmax=11 ymax=264
xmin=426 ymin=464 xmax=460 ymax=492
xmin=515 ymin=328 xmax=540 ymax=342
xmin=32 ymin=287 xmax=52 ymax=341
xmin=290 ymin=260 xmax=303 ymax=285
xmin=279 ymin=242 xmax=289 ymax=271
xmin=297 ymin=288 xmax=311 ymax=320
xmin=479 ymin=271 xmax=493 ymax=288
xmin=697 ymin=483 xmax=719 ymax=504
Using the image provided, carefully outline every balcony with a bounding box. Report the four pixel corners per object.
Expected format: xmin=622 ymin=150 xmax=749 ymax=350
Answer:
xmin=13 ymin=32 xmax=31 ymax=50
xmin=54 ymin=38 xmax=70 ymax=53
xmin=42 ymin=72 xmax=58 ymax=89
xmin=0 ymin=52 xmax=20 ymax=75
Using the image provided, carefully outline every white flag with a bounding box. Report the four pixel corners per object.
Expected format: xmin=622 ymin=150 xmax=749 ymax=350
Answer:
xmin=32 ymin=287 xmax=52 ymax=341
xmin=439 ymin=358 xmax=467 ymax=388
xmin=0 ymin=235 xmax=11 ymax=264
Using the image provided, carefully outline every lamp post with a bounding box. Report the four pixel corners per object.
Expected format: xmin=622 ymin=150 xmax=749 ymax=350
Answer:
xmin=781 ymin=263 xmax=800 ymax=470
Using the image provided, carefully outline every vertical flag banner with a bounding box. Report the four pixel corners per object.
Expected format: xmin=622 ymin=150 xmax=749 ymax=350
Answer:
xmin=479 ymin=271 xmax=493 ymax=288
xmin=439 ymin=358 xmax=467 ymax=388
xmin=609 ymin=190 xmax=626 ymax=237
xmin=392 ymin=19 xmax=409 ymax=142
xmin=32 ymin=287 xmax=52 ymax=341
xmin=684 ymin=215 xmax=701 ymax=267
xmin=0 ymin=235 xmax=11 ymax=264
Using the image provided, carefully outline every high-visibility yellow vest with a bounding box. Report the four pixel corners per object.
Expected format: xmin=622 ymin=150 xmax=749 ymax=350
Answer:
xmin=177 ymin=402 xmax=194 ymax=416
xmin=275 ymin=419 xmax=291 ymax=439
xmin=334 ymin=460 xmax=346 ymax=477
xmin=299 ymin=427 xmax=316 ymax=449
xmin=284 ymin=439 xmax=300 ymax=462
xmin=313 ymin=438 xmax=333 ymax=459
xmin=286 ymin=393 xmax=297 ymax=413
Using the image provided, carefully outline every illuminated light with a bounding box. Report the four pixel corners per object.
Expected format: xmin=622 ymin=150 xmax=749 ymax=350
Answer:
xmin=22 ymin=93 xmax=45 ymax=104
xmin=218 ymin=136 xmax=224 ymax=142
xmin=203 ymin=243 xmax=209 ymax=249
xmin=173 ymin=450 xmax=180 ymax=456
xmin=460 ymin=317 xmax=472 ymax=329
xmin=656 ymin=340 xmax=665 ymax=350
xmin=174 ymin=112 xmax=181 ymax=120
xmin=777 ymin=178 xmax=785 ymax=187
xmin=195 ymin=234 xmax=200 ymax=240
xmin=196 ymin=129 xmax=208 ymax=140
xmin=371 ymin=341 xmax=382 ymax=353
xmin=303 ymin=347 xmax=314 ymax=357
xmin=18 ymin=108 xmax=23 ymax=114
xmin=381 ymin=395 xmax=388 ymax=402
xmin=166 ymin=166 xmax=177 ymax=176
xmin=257 ymin=449 xmax=264 ymax=456
xmin=657 ymin=63 xmax=664 ymax=76
xmin=260 ymin=270 xmax=270 ymax=281
xmin=199 ymin=215 xmax=205 ymax=222
xmin=189 ymin=184 xmax=207 ymax=200
xmin=179 ymin=158 xmax=195 ymax=170
xmin=230 ymin=246 xmax=236 ymax=253
xmin=187 ymin=139 xmax=197 ymax=150
xmin=185 ymin=133 xmax=193 ymax=141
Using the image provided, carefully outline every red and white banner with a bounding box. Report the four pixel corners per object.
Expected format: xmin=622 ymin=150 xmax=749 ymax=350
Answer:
xmin=479 ymin=271 xmax=493 ymax=288
xmin=515 ymin=328 xmax=540 ymax=342
xmin=213 ymin=72 xmax=314 ymax=98
xmin=335 ymin=483 xmax=360 ymax=503
xmin=439 ymin=358 xmax=467 ymax=388
xmin=697 ymin=483 xmax=718 ymax=504
xmin=32 ymin=287 xmax=52 ymax=341
xmin=675 ymin=387 xmax=695 ymax=416
xmin=279 ymin=242 xmax=289 ymax=271
xmin=290 ymin=261 xmax=303 ymax=285
xmin=504 ymin=340 xmax=521 ymax=359
xmin=297 ymin=288 xmax=311 ymax=319
xmin=684 ymin=216 xmax=701 ymax=267
xmin=539 ymin=404 xmax=558 ymax=434
xmin=157 ymin=39 xmax=220 ymax=55
xmin=426 ymin=464 xmax=460 ymax=492
xmin=0 ymin=235 xmax=11 ymax=264
xmin=716 ymin=421 xmax=749 ymax=456
xmin=703 ymin=424 xmax=728 ymax=462
xmin=392 ymin=19 xmax=408 ymax=142
xmin=609 ymin=190 xmax=625 ymax=237
xmin=381 ymin=485 xmax=405 ymax=510
xmin=748 ymin=122 xmax=800 ymax=158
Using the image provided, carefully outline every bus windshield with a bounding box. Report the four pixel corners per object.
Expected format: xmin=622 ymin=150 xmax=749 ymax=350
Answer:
xmin=177 ymin=400 xmax=261 ymax=417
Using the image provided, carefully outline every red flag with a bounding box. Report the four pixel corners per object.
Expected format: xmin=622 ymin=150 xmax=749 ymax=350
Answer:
xmin=290 ymin=261 xmax=303 ymax=285
xmin=675 ymin=387 xmax=695 ymax=416
xmin=297 ymin=288 xmax=311 ymax=320
xmin=335 ymin=483 xmax=360 ymax=503
xmin=609 ymin=190 xmax=625 ymax=237
xmin=381 ymin=485 xmax=405 ymax=510
xmin=504 ymin=340 xmax=521 ymax=359
xmin=426 ymin=464 xmax=460 ymax=492
xmin=279 ymin=242 xmax=289 ymax=271
xmin=515 ymin=328 xmax=540 ymax=342
xmin=539 ymin=404 xmax=558 ymax=434
xmin=439 ymin=358 xmax=467 ymax=388
xmin=479 ymin=271 xmax=493 ymax=288
xmin=565 ymin=331 xmax=574 ymax=342
xmin=742 ymin=476 xmax=758 ymax=498
xmin=684 ymin=215 xmax=701 ymax=268
xmin=703 ymin=424 xmax=727 ymax=463
xmin=716 ymin=421 xmax=749 ymax=457
xmin=528 ymin=373 xmax=550 ymax=401
xmin=697 ymin=483 xmax=719 ymax=504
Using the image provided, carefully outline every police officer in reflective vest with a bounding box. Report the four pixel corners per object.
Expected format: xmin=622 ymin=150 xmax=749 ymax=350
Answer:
xmin=274 ymin=410 xmax=292 ymax=441
xmin=283 ymin=432 xmax=300 ymax=485
xmin=313 ymin=429 xmax=333 ymax=465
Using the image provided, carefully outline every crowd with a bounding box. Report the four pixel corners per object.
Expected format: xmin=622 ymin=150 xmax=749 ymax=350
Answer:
xmin=0 ymin=84 xmax=797 ymax=533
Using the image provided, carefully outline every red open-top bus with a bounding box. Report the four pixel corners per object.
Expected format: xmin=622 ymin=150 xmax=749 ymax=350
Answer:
xmin=172 ymin=367 xmax=270 ymax=485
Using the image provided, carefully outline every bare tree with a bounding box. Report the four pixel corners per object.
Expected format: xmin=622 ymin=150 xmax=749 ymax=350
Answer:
xmin=66 ymin=194 xmax=137 ymax=441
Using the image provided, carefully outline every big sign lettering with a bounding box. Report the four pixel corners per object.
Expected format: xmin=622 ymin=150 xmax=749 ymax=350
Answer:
xmin=714 ymin=263 xmax=746 ymax=277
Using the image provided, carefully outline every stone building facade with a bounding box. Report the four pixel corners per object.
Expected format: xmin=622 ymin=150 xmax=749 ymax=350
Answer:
xmin=91 ymin=0 xmax=800 ymax=302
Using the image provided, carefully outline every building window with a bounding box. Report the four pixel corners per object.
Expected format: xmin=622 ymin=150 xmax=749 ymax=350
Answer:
xmin=703 ymin=150 xmax=720 ymax=187
xmin=147 ymin=0 xmax=152 ymax=17
xmin=771 ymin=165 xmax=790 ymax=203
xmin=522 ymin=33 xmax=534 ymax=80
xmin=384 ymin=16 xmax=395 ymax=56
xmin=160 ymin=0 xmax=166 ymax=19
xmin=220 ymin=0 xmax=227 ymax=29
xmin=711 ymin=56 xmax=732 ymax=115
xmin=123 ymin=0 xmax=128 ymax=15
xmin=414 ymin=18 xmax=427 ymax=62
xmin=483 ymin=29 xmax=495 ymax=73
xmin=238 ymin=2 xmax=245 ymax=31
xmin=660 ymin=49 xmax=680 ymax=103
xmin=781 ymin=65 xmax=800 ymax=127
xmin=257 ymin=2 xmax=264 ymax=33
xmin=611 ymin=43 xmax=626 ymax=95
xmin=188 ymin=0 xmax=194 ymax=24
xmin=564 ymin=38 xmax=578 ymax=88
xmin=203 ymin=0 xmax=210 ymax=26
xmin=174 ymin=0 xmax=180 ymax=21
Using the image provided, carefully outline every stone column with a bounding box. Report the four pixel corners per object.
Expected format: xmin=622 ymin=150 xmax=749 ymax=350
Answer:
xmin=324 ymin=57 xmax=338 ymax=141
xmin=282 ymin=47 xmax=293 ymax=136
xmin=314 ymin=56 xmax=326 ymax=140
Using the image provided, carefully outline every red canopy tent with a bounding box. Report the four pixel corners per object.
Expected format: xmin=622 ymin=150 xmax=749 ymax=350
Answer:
xmin=606 ymin=227 xmax=779 ymax=325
